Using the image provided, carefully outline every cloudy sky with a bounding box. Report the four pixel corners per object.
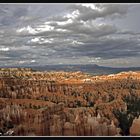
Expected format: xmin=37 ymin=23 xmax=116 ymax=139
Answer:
xmin=0 ymin=3 xmax=140 ymax=68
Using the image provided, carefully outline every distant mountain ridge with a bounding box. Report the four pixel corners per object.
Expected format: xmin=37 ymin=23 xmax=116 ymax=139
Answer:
xmin=2 ymin=64 xmax=140 ymax=76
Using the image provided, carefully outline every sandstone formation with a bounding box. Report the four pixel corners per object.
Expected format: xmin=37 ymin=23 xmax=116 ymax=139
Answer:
xmin=0 ymin=68 xmax=140 ymax=136
xmin=130 ymin=116 xmax=140 ymax=136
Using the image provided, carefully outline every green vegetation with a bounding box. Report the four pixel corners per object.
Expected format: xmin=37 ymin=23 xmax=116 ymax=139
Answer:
xmin=113 ymin=94 xmax=140 ymax=135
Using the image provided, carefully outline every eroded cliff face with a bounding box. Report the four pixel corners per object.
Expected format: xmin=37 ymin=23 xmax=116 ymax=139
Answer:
xmin=130 ymin=116 xmax=140 ymax=136
xmin=0 ymin=68 xmax=140 ymax=136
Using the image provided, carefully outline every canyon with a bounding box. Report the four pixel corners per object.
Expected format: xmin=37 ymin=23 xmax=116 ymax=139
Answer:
xmin=0 ymin=68 xmax=140 ymax=136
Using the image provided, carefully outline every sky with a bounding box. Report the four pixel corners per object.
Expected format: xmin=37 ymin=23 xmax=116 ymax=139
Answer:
xmin=0 ymin=3 xmax=140 ymax=68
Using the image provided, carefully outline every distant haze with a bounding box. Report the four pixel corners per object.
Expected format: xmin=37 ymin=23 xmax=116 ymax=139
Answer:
xmin=0 ymin=3 xmax=140 ymax=68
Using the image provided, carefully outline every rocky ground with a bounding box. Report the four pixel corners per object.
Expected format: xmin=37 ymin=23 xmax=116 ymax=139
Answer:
xmin=0 ymin=68 xmax=140 ymax=136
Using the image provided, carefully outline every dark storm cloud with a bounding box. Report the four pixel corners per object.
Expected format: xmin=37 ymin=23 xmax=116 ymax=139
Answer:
xmin=71 ymin=38 xmax=140 ymax=59
xmin=0 ymin=5 xmax=29 ymax=27
xmin=0 ymin=4 xmax=67 ymax=27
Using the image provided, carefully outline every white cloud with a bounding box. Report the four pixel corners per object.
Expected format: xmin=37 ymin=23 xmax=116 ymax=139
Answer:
xmin=72 ymin=40 xmax=84 ymax=45
xmin=36 ymin=24 xmax=54 ymax=32
xmin=17 ymin=25 xmax=38 ymax=35
xmin=0 ymin=47 xmax=10 ymax=51
xmin=18 ymin=60 xmax=26 ymax=64
xmin=56 ymin=19 xmax=73 ymax=25
xmin=30 ymin=60 xmax=36 ymax=63
xmin=29 ymin=37 xmax=54 ymax=44
xmin=64 ymin=9 xmax=80 ymax=19
xmin=55 ymin=28 xmax=68 ymax=32
xmin=88 ymin=57 xmax=101 ymax=63
xmin=16 ymin=23 xmax=55 ymax=35
xmin=30 ymin=37 xmax=40 ymax=43
xmin=69 ymin=4 xmax=128 ymax=21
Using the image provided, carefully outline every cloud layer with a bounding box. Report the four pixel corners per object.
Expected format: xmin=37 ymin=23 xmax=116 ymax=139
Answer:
xmin=0 ymin=3 xmax=140 ymax=67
